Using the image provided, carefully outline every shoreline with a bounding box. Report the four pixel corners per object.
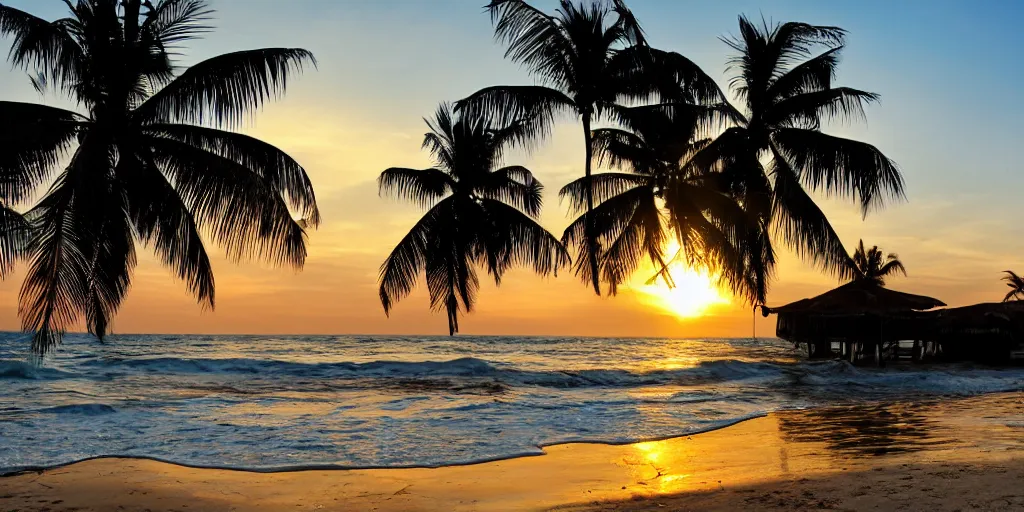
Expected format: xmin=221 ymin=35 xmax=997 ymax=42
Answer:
xmin=2 ymin=391 xmax=1022 ymax=511
xmin=0 ymin=414 xmax=772 ymax=477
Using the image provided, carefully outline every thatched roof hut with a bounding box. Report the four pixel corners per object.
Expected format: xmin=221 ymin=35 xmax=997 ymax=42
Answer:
xmin=929 ymin=302 xmax=1024 ymax=362
xmin=761 ymin=281 xmax=946 ymax=360
xmin=763 ymin=280 xmax=946 ymax=316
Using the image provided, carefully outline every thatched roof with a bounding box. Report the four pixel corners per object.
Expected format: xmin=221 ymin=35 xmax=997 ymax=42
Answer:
xmin=763 ymin=281 xmax=946 ymax=316
xmin=933 ymin=301 xmax=1024 ymax=323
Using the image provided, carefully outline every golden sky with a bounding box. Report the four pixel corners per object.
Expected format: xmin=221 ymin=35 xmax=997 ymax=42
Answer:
xmin=0 ymin=0 xmax=1021 ymax=338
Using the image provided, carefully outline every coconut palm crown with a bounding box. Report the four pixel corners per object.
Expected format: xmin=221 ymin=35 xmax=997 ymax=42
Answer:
xmin=1002 ymin=271 xmax=1024 ymax=302
xmin=560 ymin=104 xmax=762 ymax=301
xmin=456 ymin=0 xmax=721 ymax=296
xmin=0 ymin=0 xmax=319 ymax=353
xmin=691 ymin=16 xmax=906 ymax=302
xmin=850 ymin=239 xmax=906 ymax=286
xmin=378 ymin=104 xmax=568 ymax=335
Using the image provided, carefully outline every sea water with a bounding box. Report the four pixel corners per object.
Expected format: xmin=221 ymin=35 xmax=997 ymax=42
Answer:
xmin=1 ymin=332 xmax=1023 ymax=473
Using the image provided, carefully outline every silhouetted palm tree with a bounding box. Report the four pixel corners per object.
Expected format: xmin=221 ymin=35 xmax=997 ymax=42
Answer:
xmin=560 ymin=104 xmax=760 ymax=300
xmin=1002 ymin=271 xmax=1024 ymax=302
xmin=0 ymin=0 xmax=318 ymax=353
xmin=378 ymin=104 xmax=569 ymax=335
xmin=457 ymin=0 xmax=719 ymax=295
xmin=850 ymin=240 xmax=906 ymax=286
xmin=691 ymin=16 xmax=905 ymax=302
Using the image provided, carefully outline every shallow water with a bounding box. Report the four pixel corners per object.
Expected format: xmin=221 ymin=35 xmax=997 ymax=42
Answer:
xmin=1 ymin=333 xmax=1023 ymax=473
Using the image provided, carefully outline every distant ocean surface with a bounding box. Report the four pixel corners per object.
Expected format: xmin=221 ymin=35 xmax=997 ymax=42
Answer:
xmin=2 ymin=333 xmax=1024 ymax=473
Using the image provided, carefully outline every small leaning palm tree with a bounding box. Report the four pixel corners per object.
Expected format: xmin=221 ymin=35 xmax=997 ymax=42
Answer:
xmin=0 ymin=0 xmax=319 ymax=354
xmin=457 ymin=0 xmax=719 ymax=295
xmin=378 ymin=104 xmax=568 ymax=335
xmin=691 ymin=16 xmax=906 ymax=302
xmin=850 ymin=240 xmax=906 ymax=286
xmin=1002 ymin=271 xmax=1024 ymax=302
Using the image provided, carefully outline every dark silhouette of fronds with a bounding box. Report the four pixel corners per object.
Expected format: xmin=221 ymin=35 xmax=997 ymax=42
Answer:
xmin=850 ymin=239 xmax=906 ymax=286
xmin=682 ymin=15 xmax=905 ymax=302
xmin=1003 ymin=270 xmax=1024 ymax=302
xmin=378 ymin=104 xmax=569 ymax=335
xmin=0 ymin=0 xmax=318 ymax=354
xmin=560 ymin=104 xmax=765 ymax=303
xmin=456 ymin=0 xmax=720 ymax=295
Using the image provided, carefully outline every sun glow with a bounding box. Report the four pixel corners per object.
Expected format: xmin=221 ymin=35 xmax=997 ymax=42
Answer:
xmin=637 ymin=264 xmax=731 ymax=319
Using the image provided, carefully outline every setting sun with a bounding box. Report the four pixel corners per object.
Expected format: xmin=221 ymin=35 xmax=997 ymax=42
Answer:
xmin=638 ymin=264 xmax=731 ymax=318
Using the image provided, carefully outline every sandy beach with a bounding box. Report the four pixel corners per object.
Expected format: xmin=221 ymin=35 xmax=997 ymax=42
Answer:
xmin=1 ymin=392 xmax=1021 ymax=511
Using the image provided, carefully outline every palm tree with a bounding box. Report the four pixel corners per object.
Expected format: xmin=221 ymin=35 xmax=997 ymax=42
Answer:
xmin=850 ymin=239 xmax=905 ymax=286
xmin=560 ymin=104 xmax=762 ymax=301
xmin=1002 ymin=271 xmax=1024 ymax=302
xmin=0 ymin=0 xmax=319 ymax=354
xmin=456 ymin=0 xmax=719 ymax=295
xmin=691 ymin=16 xmax=905 ymax=301
xmin=378 ymin=104 xmax=568 ymax=335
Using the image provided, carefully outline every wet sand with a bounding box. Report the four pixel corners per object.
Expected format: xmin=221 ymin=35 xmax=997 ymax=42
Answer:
xmin=2 ymin=392 xmax=1022 ymax=511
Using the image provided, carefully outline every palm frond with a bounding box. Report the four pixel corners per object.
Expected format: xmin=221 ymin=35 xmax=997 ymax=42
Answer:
xmin=421 ymin=103 xmax=458 ymax=172
xmin=1002 ymin=270 xmax=1024 ymax=302
xmin=19 ymin=171 xmax=88 ymax=355
xmin=488 ymin=115 xmax=549 ymax=156
xmin=379 ymin=200 xmax=450 ymax=315
xmin=0 ymin=201 xmax=30 ymax=277
xmin=878 ymin=257 xmax=906 ymax=279
xmin=772 ymin=128 xmax=904 ymax=213
xmin=771 ymin=87 xmax=879 ymax=129
xmin=770 ymin=154 xmax=856 ymax=281
xmin=135 ymin=48 xmax=316 ymax=128
xmin=596 ymin=187 xmax=662 ymax=295
xmin=610 ymin=0 xmax=645 ymax=46
xmin=455 ymin=85 xmax=575 ymax=144
xmin=768 ymin=46 xmax=841 ymax=101
xmin=772 ymin=20 xmax=846 ymax=64
xmin=78 ymin=188 xmax=136 ymax=341
xmin=662 ymin=176 xmax=772 ymax=304
xmin=378 ymin=167 xmax=453 ymax=209
xmin=607 ymin=103 xmax=740 ymax=147
xmin=142 ymin=0 xmax=213 ymax=50
xmin=123 ymin=151 xmax=214 ymax=307
xmin=148 ymin=137 xmax=307 ymax=268
xmin=486 ymin=0 xmax=573 ymax=87
xmin=562 ymin=186 xmax=651 ymax=290
xmin=146 ymin=123 xmax=321 ymax=225
xmin=477 ymin=165 xmax=543 ymax=217
xmin=477 ymin=198 xmax=569 ymax=280
xmin=560 ymin=173 xmax=648 ymax=216
xmin=683 ymin=126 xmax=753 ymax=177
xmin=591 ymin=127 xmax=657 ymax=174
xmin=0 ymin=101 xmax=82 ymax=202
xmin=0 ymin=4 xmax=84 ymax=97
xmin=613 ymin=47 xmax=725 ymax=106
xmin=423 ymin=203 xmax=476 ymax=334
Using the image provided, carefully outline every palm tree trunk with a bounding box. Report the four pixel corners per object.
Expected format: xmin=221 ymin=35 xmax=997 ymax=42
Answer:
xmin=582 ymin=112 xmax=600 ymax=295
xmin=123 ymin=0 xmax=141 ymax=42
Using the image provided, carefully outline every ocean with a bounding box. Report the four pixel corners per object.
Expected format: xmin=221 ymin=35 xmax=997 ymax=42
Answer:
xmin=1 ymin=333 xmax=1023 ymax=474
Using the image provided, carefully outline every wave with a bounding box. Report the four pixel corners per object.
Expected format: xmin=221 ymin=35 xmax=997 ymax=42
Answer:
xmin=0 ymin=360 xmax=74 ymax=380
xmin=39 ymin=404 xmax=117 ymax=415
xmin=80 ymin=355 xmax=774 ymax=387
xmin=69 ymin=356 xmax=1024 ymax=395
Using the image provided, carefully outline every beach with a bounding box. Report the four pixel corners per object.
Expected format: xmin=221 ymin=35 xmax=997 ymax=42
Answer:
xmin=2 ymin=391 xmax=1022 ymax=511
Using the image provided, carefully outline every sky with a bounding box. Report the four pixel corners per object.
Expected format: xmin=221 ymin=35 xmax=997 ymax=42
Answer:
xmin=0 ymin=0 xmax=1023 ymax=338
